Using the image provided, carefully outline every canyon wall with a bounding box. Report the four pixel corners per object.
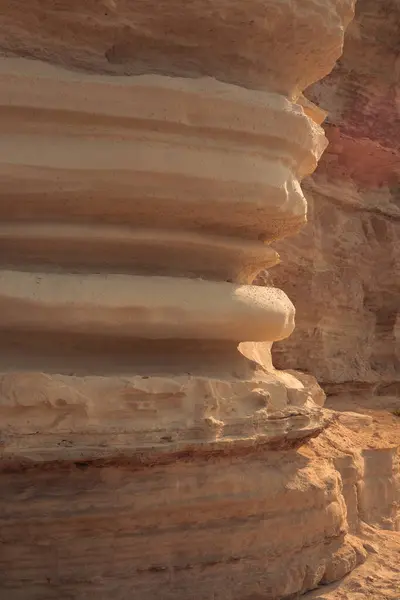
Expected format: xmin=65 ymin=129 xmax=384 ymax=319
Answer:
xmin=270 ymin=0 xmax=400 ymax=399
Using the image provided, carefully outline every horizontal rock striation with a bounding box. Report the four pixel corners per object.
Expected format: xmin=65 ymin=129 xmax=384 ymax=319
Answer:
xmin=0 ymin=0 xmax=354 ymax=95
xmin=0 ymin=450 xmax=365 ymax=600
xmin=0 ymin=57 xmax=329 ymax=449
xmin=0 ymin=0 xmax=359 ymax=598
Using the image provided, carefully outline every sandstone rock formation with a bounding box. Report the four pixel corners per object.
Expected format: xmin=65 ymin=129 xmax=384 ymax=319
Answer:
xmin=270 ymin=0 xmax=400 ymax=398
xmin=262 ymin=3 xmax=400 ymax=595
xmin=0 ymin=59 xmax=329 ymax=459
xmin=0 ymin=1 xmax=378 ymax=599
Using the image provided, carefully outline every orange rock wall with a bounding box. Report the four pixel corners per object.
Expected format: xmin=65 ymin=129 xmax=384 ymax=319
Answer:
xmin=271 ymin=0 xmax=400 ymax=396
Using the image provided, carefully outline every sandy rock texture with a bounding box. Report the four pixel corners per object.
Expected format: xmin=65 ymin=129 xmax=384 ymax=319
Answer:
xmin=1 ymin=382 xmax=399 ymax=600
xmin=304 ymin=527 xmax=400 ymax=600
xmin=0 ymin=0 xmax=353 ymax=463
xmin=0 ymin=0 xmax=354 ymax=96
xmin=4 ymin=0 xmax=397 ymax=599
xmin=302 ymin=392 xmax=400 ymax=599
xmin=270 ymin=0 xmax=400 ymax=396
xmin=0 ymin=445 xmax=362 ymax=600
xmin=0 ymin=57 xmax=330 ymax=448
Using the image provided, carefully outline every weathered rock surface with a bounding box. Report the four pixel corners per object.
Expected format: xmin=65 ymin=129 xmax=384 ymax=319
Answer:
xmin=301 ymin=396 xmax=400 ymax=600
xmin=0 ymin=449 xmax=368 ymax=600
xmin=261 ymin=6 xmax=400 ymax=595
xmin=2 ymin=1 xmax=391 ymax=599
xmin=0 ymin=0 xmax=354 ymax=95
xmin=264 ymin=4 xmax=400 ymax=580
xmin=0 ymin=57 xmax=329 ymax=453
xmin=270 ymin=0 xmax=400 ymax=395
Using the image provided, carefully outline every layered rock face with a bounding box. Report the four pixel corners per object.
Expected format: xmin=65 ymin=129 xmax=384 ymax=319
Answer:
xmin=270 ymin=0 xmax=400 ymax=397
xmin=0 ymin=60 xmax=329 ymax=457
xmin=0 ymin=2 xmax=359 ymax=599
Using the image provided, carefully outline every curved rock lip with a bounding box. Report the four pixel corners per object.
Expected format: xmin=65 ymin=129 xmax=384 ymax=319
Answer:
xmin=0 ymin=371 xmax=331 ymax=469
xmin=0 ymin=419 xmax=328 ymax=471
xmin=0 ymin=223 xmax=280 ymax=282
xmin=0 ymin=59 xmax=327 ymax=242
xmin=1 ymin=58 xmax=326 ymax=171
xmin=0 ymin=270 xmax=295 ymax=342
xmin=0 ymin=0 xmax=355 ymax=94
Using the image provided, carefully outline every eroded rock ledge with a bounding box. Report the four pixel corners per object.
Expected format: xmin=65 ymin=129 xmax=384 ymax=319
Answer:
xmin=0 ymin=57 xmax=328 ymax=450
